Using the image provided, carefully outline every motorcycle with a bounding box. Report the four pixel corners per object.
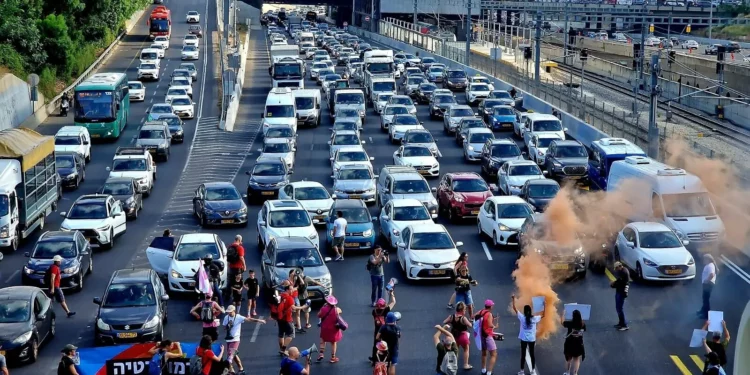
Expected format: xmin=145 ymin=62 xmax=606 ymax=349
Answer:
xmin=60 ymin=98 xmax=70 ymax=117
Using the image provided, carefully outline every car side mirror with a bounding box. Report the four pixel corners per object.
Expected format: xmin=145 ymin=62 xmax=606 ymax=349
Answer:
xmin=245 ymin=171 xmax=251 ymax=175
xmin=397 ymin=242 xmax=405 ymax=248
xmin=261 ymin=113 xmax=265 ymax=118
xmin=161 ymin=294 xmax=170 ymax=301
xmin=626 ymin=241 xmax=635 ymax=248
xmin=324 ymin=257 xmax=333 ymax=262
xmin=263 ymin=259 xmax=272 ymax=265
xmin=564 ymin=127 xmax=569 ymax=132
xmin=24 ymin=252 xmax=30 ymax=257
xmin=369 ymin=157 xmax=375 ymax=161
xmin=83 ymin=140 xmax=90 ymax=145
xmin=312 ymin=219 xmax=320 ymax=224
xmin=431 ymin=187 xmax=437 ymax=192
xmin=456 ymin=241 xmax=464 ymax=247
xmin=682 ymin=240 xmax=690 ymax=246
xmin=542 ymin=171 xmax=549 ymax=176
xmin=381 ymin=215 xmax=390 ymax=221
xmin=60 ymin=212 xmax=67 ymax=218
xmin=327 ymin=141 xmax=332 ymax=145
xmin=93 ymin=297 xmax=102 ymax=305
xmin=259 ymin=220 xmax=266 ymax=227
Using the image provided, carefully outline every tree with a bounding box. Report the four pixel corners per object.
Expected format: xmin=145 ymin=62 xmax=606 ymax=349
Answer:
xmin=39 ymin=14 xmax=74 ymax=77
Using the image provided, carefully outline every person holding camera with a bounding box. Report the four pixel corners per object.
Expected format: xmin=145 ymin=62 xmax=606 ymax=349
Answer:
xmin=368 ymin=245 xmax=390 ymax=306
xmin=223 ymin=305 xmax=266 ymax=375
xmin=280 ymin=347 xmax=311 ymax=375
xmin=454 ymin=266 xmax=478 ymax=318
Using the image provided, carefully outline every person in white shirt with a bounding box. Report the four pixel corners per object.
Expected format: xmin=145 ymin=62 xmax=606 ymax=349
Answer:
xmin=222 ymin=305 xmax=266 ymax=374
xmin=698 ymin=254 xmax=718 ymax=319
xmin=511 ymin=294 xmax=544 ymax=375
xmin=331 ymin=211 xmax=348 ymax=261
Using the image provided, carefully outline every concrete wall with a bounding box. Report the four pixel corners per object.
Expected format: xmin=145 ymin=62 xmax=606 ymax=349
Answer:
xmin=0 ymin=74 xmax=47 ymax=131
xmin=380 ymin=0 xmax=480 ymax=16
xmin=236 ymin=2 xmax=261 ymax=29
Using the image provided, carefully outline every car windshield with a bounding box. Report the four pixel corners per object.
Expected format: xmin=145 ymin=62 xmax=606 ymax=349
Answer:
xmin=411 ymin=232 xmax=453 ymax=249
xmin=324 ymin=75 xmax=341 ymax=82
xmin=462 ymin=119 xmax=484 ymax=129
xmin=337 ymin=207 xmax=370 ymax=223
xmin=528 ymin=183 xmax=559 ymax=198
xmin=393 ymin=180 xmax=429 ymax=194
xmin=139 ymin=130 xmax=165 ymax=139
xmin=536 ymin=137 xmax=557 ymax=148
xmin=393 ymin=206 xmax=430 ymax=221
xmin=152 ymin=105 xmax=172 ymax=114
xmin=0 ymin=300 xmax=30 ymax=323
xmin=393 ymin=116 xmax=419 ymax=125
xmin=275 ymin=249 xmax=323 ymax=267
xmin=172 ymin=98 xmax=191 ymax=106
xmin=101 ymin=182 xmax=133 ymax=195
xmin=112 ymin=159 xmax=147 ymax=171
xmin=266 ymin=128 xmax=294 ymax=138
xmin=452 ymin=108 xmax=474 ymax=117
xmin=206 ymin=187 xmax=241 ymax=201
xmin=270 ymin=210 xmax=312 ymax=227
xmin=32 ymin=240 xmax=76 ymax=258
xmin=499 ymin=203 xmax=534 ymax=219
xmin=264 ymin=143 xmax=291 ymax=153
xmin=405 ymin=132 xmax=433 ymax=143
xmin=662 ymin=192 xmax=716 ymax=217
xmin=295 ymin=97 xmax=314 ymax=110
xmin=253 ymin=163 xmax=285 ymax=176
xmin=490 ymin=144 xmax=520 ymax=157
xmin=373 ymin=81 xmax=397 ymax=92
xmin=555 ymin=145 xmax=587 ymax=158
xmin=128 ymin=83 xmax=143 ymax=90
xmin=313 ymin=63 xmax=327 ymax=69
xmin=140 ymin=62 xmax=157 ymax=69
xmin=337 ymin=151 xmax=367 ymax=162
xmin=185 ymin=35 xmax=198 ymax=40
xmin=391 ymin=97 xmax=413 ymax=106
xmin=434 ymin=95 xmax=456 ymax=104
xmin=336 ymin=93 xmax=364 ymax=104
xmin=474 ymin=78 xmax=490 ymax=84
xmin=472 ymin=84 xmax=490 ymax=91
xmin=183 ymin=46 xmax=198 ymax=52
xmin=407 ymin=77 xmax=425 ymax=85
xmin=67 ymin=202 xmax=107 ymax=219
xmin=102 ymin=282 xmax=157 ymax=308
xmin=429 ymin=67 xmax=444 ymax=73
xmin=493 ymin=107 xmax=515 ymax=116
xmin=333 ymin=121 xmax=357 ymax=131
xmin=385 ymin=107 xmax=408 ymax=115
xmin=266 ymin=105 xmax=295 ymax=118
xmin=481 ymin=100 xmax=503 ymax=109
xmin=168 ymin=89 xmax=188 ymax=96
xmin=638 ymin=231 xmax=683 ymax=248
xmin=402 ymin=147 xmax=432 ymax=157
xmin=333 ymin=134 xmax=360 ymax=145
xmin=338 ymin=168 xmax=371 ymax=180
xmin=469 ymin=133 xmax=494 ymax=143
xmin=448 ymin=71 xmax=466 ymax=78
xmin=55 ymin=156 xmax=75 ymax=169
xmin=534 ymin=120 xmax=563 ymax=132
xmin=176 ymin=242 xmax=220 ymax=261
xmin=337 ymin=109 xmax=358 ymax=118
xmin=509 ymin=165 xmax=542 ymax=176
xmin=489 ymin=91 xmax=512 ymax=99
xmin=420 ymin=84 xmax=437 ymax=91
xmin=295 ymin=187 xmax=329 ymax=200
xmin=423 ymin=57 xmax=435 ymax=63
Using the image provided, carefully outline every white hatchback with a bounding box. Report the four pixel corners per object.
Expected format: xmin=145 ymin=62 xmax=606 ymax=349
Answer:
xmin=147 ymin=233 xmax=228 ymax=292
xmin=128 ymin=81 xmax=146 ymax=101
xmin=183 ymin=34 xmax=200 ymax=47
xmin=153 ymin=36 xmax=170 ymax=50
xmin=477 ymin=196 xmax=534 ymax=247
xmin=257 ymin=200 xmax=320 ymax=250
xmin=279 ymin=181 xmax=334 ymax=224
xmin=615 ymin=222 xmax=695 ymax=281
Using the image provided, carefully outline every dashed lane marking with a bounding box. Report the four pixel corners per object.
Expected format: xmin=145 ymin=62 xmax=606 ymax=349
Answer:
xmin=689 ymin=355 xmax=704 ymax=371
xmin=481 ymin=242 xmax=493 ymax=261
xmin=250 ymin=316 xmax=265 ymax=343
xmin=720 ymin=254 xmax=750 ymax=285
xmin=605 ymin=268 xmax=616 ymax=283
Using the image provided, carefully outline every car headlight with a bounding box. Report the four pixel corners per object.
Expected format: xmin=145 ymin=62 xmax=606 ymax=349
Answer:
xmin=23 ymin=266 xmax=34 ymax=275
xmin=277 ymin=180 xmax=289 ymax=187
xmin=318 ymin=274 xmax=332 ymax=286
xmin=66 ymin=173 xmax=77 ymax=179
xmin=308 ymin=232 xmax=317 ymax=240
xmin=499 ymin=224 xmax=510 ymax=231
xmin=553 ymin=163 xmax=562 ymax=168
xmin=137 ymin=177 xmax=149 ymax=185
xmin=63 ymin=265 xmax=80 ymax=274
xmin=574 ymin=247 xmax=584 ymax=256
xmin=643 ymin=258 xmax=658 ymax=267
xmin=0 ymin=224 xmax=8 ymax=239
xmin=248 ymin=180 xmax=260 ymax=186
xmin=170 ymin=269 xmax=183 ymax=279
xmin=409 ymin=108 xmax=417 ymax=114
xmin=143 ymin=316 xmax=161 ymax=329
xmin=97 ymin=318 xmax=112 ymax=331
xmin=392 ymin=229 xmax=400 ymax=236
xmin=125 ymin=197 xmax=136 ymax=207
xmin=204 ymin=209 xmax=215 ymax=215
xmin=433 ymin=105 xmax=438 ymax=110
xmin=468 ymin=146 xmax=475 ymax=152
xmin=454 ymin=195 xmax=465 ymax=203
xmin=362 ymin=229 xmax=373 ymax=237
xmin=97 ymin=225 xmax=111 ymax=232
xmin=358 ymin=110 xmax=365 ymax=116
xmin=239 ymin=206 xmax=247 ymax=214
xmin=12 ymin=331 xmax=32 ymax=345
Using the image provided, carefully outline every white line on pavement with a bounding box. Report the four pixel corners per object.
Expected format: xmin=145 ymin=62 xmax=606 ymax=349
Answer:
xmin=156 ymin=84 xmax=160 ymax=89
xmin=250 ymin=316 xmax=264 ymax=343
xmin=5 ymin=270 xmax=19 ymax=284
xmin=153 ymin=90 xmax=158 ymax=95
xmin=720 ymin=254 xmax=750 ymax=285
xmin=481 ymin=242 xmax=493 ymax=261
xmin=437 ymin=149 xmax=442 ymax=158
xmin=526 ymin=350 xmax=538 ymax=375
xmin=369 ymin=136 xmax=373 ymax=143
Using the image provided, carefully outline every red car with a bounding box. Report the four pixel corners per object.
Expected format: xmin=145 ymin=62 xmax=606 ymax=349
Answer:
xmin=436 ymin=172 xmax=493 ymax=222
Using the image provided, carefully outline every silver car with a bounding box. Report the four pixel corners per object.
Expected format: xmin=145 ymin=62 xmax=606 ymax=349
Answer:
xmin=375 ymin=92 xmax=395 ymax=115
xmin=404 ymin=76 xmax=427 ymax=96
xmin=333 ymin=107 xmax=363 ymax=128
xmin=264 ymin=125 xmax=297 ymax=151
xmin=463 ymin=128 xmax=495 ymax=162
xmin=260 ymin=236 xmax=333 ymax=301
xmin=443 ymin=105 xmax=476 ymax=133
xmin=332 ymin=164 xmax=378 ymax=203
xmin=328 ymin=130 xmax=365 ymax=159
xmin=387 ymin=95 xmax=417 ymax=115
xmin=402 ymin=129 xmax=438 ymax=157
xmin=380 ymin=104 xmax=410 ymax=131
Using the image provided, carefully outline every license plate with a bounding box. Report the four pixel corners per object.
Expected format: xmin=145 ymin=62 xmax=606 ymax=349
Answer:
xmin=314 ymin=215 xmax=325 ymax=220
xmin=665 ymin=269 xmax=682 ymax=275
xmin=551 ymin=264 xmax=569 ymax=270
xmin=503 ymin=123 xmax=512 ymax=128
xmin=261 ymin=191 xmax=274 ymax=196
xmin=117 ymin=332 xmax=138 ymax=339
xmin=345 ymin=242 xmax=359 ymax=247
xmin=349 ymin=195 xmax=361 ymax=199
xmin=91 ymin=134 xmax=101 ymax=138
xmin=221 ymin=220 xmax=234 ymax=224
xmin=418 ymin=170 xmax=429 ymax=175
xmin=429 ymin=269 xmax=447 ymax=275
xmin=471 ymin=210 xmax=480 ymax=215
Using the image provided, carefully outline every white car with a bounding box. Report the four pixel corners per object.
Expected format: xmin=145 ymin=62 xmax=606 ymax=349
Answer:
xmin=272 ymin=37 xmax=288 ymax=45
xmin=165 ymin=88 xmax=189 ymax=103
xmin=644 ymin=37 xmax=661 ymax=47
xmin=54 ymin=126 xmax=92 ymax=162
xmin=463 ymin=128 xmax=495 ymax=162
xmin=183 ymin=34 xmax=200 ymax=47
xmin=128 ymin=81 xmax=146 ymax=101
xmin=330 ymin=147 xmax=374 ymax=175
xmin=470 ymin=76 xmax=495 ymax=91
xmin=258 ymin=138 xmax=295 ymax=171
xmin=514 ymin=111 xmax=535 ymax=139
xmin=478 ymin=196 xmax=535 ymax=247
xmin=396 ymin=223 xmax=463 ymax=280
xmin=150 ymin=44 xmax=166 ymax=58
xmin=466 ymin=83 xmax=492 ymax=106
xmin=181 ymin=45 xmax=199 ymax=60
xmin=279 ymin=181 xmax=334 ymax=224
xmin=380 ymin=104 xmax=410 ymax=130
xmin=328 ymin=130 xmax=365 ymax=159
xmin=497 ymin=160 xmax=547 ymax=195
xmin=305 ymin=47 xmax=319 ymax=59
xmin=680 ymin=40 xmax=699 ymax=50
xmin=186 ymin=11 xmax=200 ymax=23
xmin=528 ymin=134 xmax=561 ymax=165
xmin=147 ymin=233 xmax=228 ymax=292
xmin=169 ymin=77 xmax=193 ymax=97
xmin=137 ymin=63 xmax=160 ymax=81
xmin=614 ymin=222 xmax=695 ymax=281
xmin=153 ymin=36 xmax=170 ymax=50
xmin=310 ymin=62 xmax=328 ymax=79
xmin=267 ymin=26 xmax=279 ymax=36
xmin=375 ymin=92 xmax=395 ymax=114
xmin=379 ymin=199 xmax=435 ymax=248
xmin=170 ymin=95 xmax=195 ymax=119
xmin=392 ymin=145 xmax=439 ymax=177
xmin=387 ymin=95 xmax=417 ymax=115
xmin=257 ymin=200 xmax=320 ymax=250
xmin=60 ymin=194 xmax=127 ymax=249
xmin=388 ymin=114 xmax=424 ymax=144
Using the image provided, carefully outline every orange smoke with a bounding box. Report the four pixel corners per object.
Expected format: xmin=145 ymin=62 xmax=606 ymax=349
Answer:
xmin=511 ymin=252 xmax=560 ymax=340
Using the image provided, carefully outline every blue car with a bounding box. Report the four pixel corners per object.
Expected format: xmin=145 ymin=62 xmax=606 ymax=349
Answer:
xmin=325 ymin=199 xmax=375 ymax=252
xmin=193 ymin=182 xmax=249 ymax=227
xmin=489 ymin=105 xmax=517 ymax=131
xmin=21 ymin=231 xmax=93 ymax=292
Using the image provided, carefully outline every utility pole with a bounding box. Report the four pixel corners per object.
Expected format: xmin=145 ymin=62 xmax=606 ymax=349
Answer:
xmin=563 ymin=0 xmax=570 ymax=66
xmin=534 ymin=11 xmax=541 ymax=84
xmin=709 ymin=4 xmax=713 ymax=41
xmin=667 ymin=14 xmax=672 ymax=45
xmin=413 ymin=0 xmax=418 ymax=27
xmin=647 ymin=53 xmax=661 ymax=159
xmin=639 ymin=17 xmax=646 ymax=83
xmin=371 ymin=0 xmax=375 ymax=32
xmin=466 ymin=0 xmax=472 ymax=67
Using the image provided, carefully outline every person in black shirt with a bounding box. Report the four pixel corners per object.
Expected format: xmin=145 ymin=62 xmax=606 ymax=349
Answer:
xmin=369 ymin=290 xmax=396 ymax=364
xmin=610 ymin=262 xmax=631 ymax=331
xmin=702 ymin=319 xmax=730 ymax=369
xmin=244 ymin=270 xmax=260 ymax=316
xmin=509 ymin=87 xmax=517 ymax=99
xmin=376 ymin=312 xmax=401 ymax=375
xmin=58 ymin=344 xmax=79 ymax=375
xmin=229 ymin=272 xmax=244 ymax=309
xmin=561 ymin=309 xmax=586 ymax=375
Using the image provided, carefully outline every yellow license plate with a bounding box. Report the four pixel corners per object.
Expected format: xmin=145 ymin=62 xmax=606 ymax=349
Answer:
xmin=551 ymin=264 xmax=569 ymax=270
xmin=91 ymin=134 xmax=101 ymax=138
xmin=221 ymin=220 xmax=234 ymax=224
xmin=117 ymin=332 xmax=138 ymax=339
xmin=349 ymin=195 xmax=361 ymax=199
xmin=0 ymin=350 xmax=5 ymax=356
xmin=345 ymin=243 xmax=359 ymax=247
xmin=471 ymin=210 xmax=480 ymax=215
xmin=418 ymin=170 xmax=429 ymax=175
xmin=429 ymin=269 xmax=447 ymax=275
xmin=314 ymin=215 xmax=325 ymax=220
xmin=665 ymin=269 xmax=682 ymax=275
xmin=503 ymin=123 xmax=512 ymax=127
xmin=261 ymin=191 xmax=275 ymax=195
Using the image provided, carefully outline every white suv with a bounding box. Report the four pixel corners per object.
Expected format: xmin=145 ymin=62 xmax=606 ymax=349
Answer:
xmin=186 ymin=11 xmax=200 ymax=23
xmin=138 ymin=63 xmax=160 ymax=81
xmin=147 ymin=233 xmax=228 ymax=292
xmin=257 ymin=200 xmax=320 ymax=250
xmin=106 ymin=147 xmax=157 ymax=196
xmin=60 ymin=194 xmax=127 ymax=249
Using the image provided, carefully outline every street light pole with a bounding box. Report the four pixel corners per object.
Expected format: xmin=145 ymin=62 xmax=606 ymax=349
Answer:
xmin=466 ymin=0 xmax=472 ymax=66
xmin=647 ymin=53 xmax=661 ymax=158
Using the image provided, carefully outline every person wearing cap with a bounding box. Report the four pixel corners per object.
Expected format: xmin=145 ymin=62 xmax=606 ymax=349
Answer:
xmin=434 ymin=325 xmax=459 ymax=375
xmin=368 ymin=245 xmax=389 ymax=307
xmin=280 ymin=347 xmax=311 ymax=375
xmin=58 ymin=344 xmax=79 ymax=375
xmin=610 ymin=261 xmax=631 ymax=331
xmin=370 ymin=291 xmax=396 ymax=364
xmin=316 ymin=295 xmax=344 ymax=363
xmin=376 ymin=312 xmax=401 ymax=375
xmin=701 ymin=319 xmax=730 ymax=370
xmin=476 ymin=300 xmax=498 ymax=375
xmin=222 ymin=304 xmax=265 ymax=375
xmin=48 ymin=255 xmax=75 ymax=318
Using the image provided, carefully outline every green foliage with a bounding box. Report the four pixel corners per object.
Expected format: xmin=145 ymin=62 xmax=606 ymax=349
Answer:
xmin=0 ymin=0 xmax=150 ymax=100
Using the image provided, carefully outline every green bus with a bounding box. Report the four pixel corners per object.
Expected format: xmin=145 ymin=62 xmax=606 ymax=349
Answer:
xmin=74 ymin=73 xmax=130 ymax=139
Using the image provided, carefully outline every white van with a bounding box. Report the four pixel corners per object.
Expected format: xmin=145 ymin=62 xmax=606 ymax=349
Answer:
xmin=54 ymin=126 xmax=91 ymax=162
xmin=607 ymin=156 xmax=725 ymax=248
xmin=293 ymin=89 xmax=321 ymax=128
xmin=140 ymin=48 xmax=161 ymax=65
xmin=263 ymin=88 xmax=297 ymax=135
xmin=522 ymin=113 xmax=566 ymax=148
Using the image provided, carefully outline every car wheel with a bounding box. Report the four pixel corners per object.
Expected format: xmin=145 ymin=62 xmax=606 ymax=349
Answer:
xmin=104 ymin=229 xmax=114 ymax=250
xmin=477 ymin=221 xmax=484 ymax=236
xmin=257 ymin=234 xmax=264 ymax=250
xmin=132 ymin=206 xmax=138 ymax=220
xmin=613 ymin=246 xmax=621 ymax=262
xmin=86 ymin=153 xmax=91 ymax=163
xmin=10 ymin=233 xmax=18 ymax=252
xmin=81 ymin=169 xmax=86 ymax=182
xmin=200 ymin=214 xmax=207 ymax=227
xmin=636 ymin=263 xmax=644 ymax=281
xmin=493 ymin=231 xmax=500 ymax=247
xmin=88 ymin=257 xmax=93 ymax=274
xmin=75 ymin=271 xmax=84 ymax=292
xmin=29 ymin=338 xmax=39 ymax=363
xmin=448 ymin=207 xmax=457 ymax=223
xmin=39 ymin=215 xmax=45 ymax=230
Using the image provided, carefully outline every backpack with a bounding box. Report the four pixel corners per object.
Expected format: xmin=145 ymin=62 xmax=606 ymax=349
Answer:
xmin=188 ymin=354 xmax=203 ymax=375
xmin=199 ymin=301 xmax=214 ymax=323
xmin=148 ymin=350 xmax=166 ymax=375
xmin=373 ymin=353 xmax=388 ymax=375
xmin=226 ymin=245 xmax=240 ymax=264
xmin=440 ymin=348 xmax=458 ymax=375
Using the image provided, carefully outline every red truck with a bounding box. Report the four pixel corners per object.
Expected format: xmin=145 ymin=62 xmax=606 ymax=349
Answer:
xmin=148 ymin=6 xmax=171 ymax=40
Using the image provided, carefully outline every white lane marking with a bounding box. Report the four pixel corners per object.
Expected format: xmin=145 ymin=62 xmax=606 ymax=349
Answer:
xmin=5 ymin=270 xmax=19 ymax=284
xmin=141 ymin=116 xmax=145 ymax=122
xmin=720 ymin=254 xmax=750 ymax=285
xmin=250 ymin=316 xmax=264 ymax=343
xmin=156 ymin=84 xmax=160 ymax=89
xmin=310 ymin=143 xmax=314 ymax=151
xmin=526 ymin=350 xmax=538 ymax=374
xmin=481 ymin=242 xmax=493 ymax=261
xmin=153 ymin=90 xmax=158 ymax=95
xmin=437 ymin=149 xmax=442 ymax=158
xmin=369 ymin=136 xmax=373 ymax=143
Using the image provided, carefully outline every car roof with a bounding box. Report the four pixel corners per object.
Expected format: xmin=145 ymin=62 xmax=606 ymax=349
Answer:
xmin=447 ymin=172 xmax=482 ymax=180
xmin=275 ymin=236 xmax=317 ymax=250
xmin=140 ymin=124 xmax=167 ymax=130
xmin=489 ymin=138 xmax=516 ymax=145
xmin=179 ymin=233 xmax=217 ymax=243
xmin=255 ymin=156 xmax=285 ymax=165
xmin=525 ymin=179 xmax=558 ymax=186
xmin=265 ymin=137 xmax=291 ymax=144
xmin=450 ymin=105 xmax=472 ymax=110
xmin=390 ymin=198 xmax=424 ymax=207
xmin=204 ymin=181 xmax=236 ymax=189
xmin=629 ymin=221 xmax=672 ymax=232
xmin=39 ymin=231 xmax=77 ymax=241
xmin=410 ymin=223 xmax=448 ymax=233
xmin=105 ymin=177 xmax=136 ymax=184
xmin=289 ymin=181 xmax=325 ymax=189
xmin=488 ymin=195 xmax=527 ymax=205
xmin=467 ymin=128 xmax=493 ymax=135
xmin=332 ymin=199 xmax=366 ymax=208
xmin=75 ymin=194 xmax=110 ymax=204
xmin=332 ymin=130 xmax=358 ymax=135
xmin=0 ymin=286 xmax=39 ymax=300
xmin=268 ymin=199 xmax=305 ymax=210
xmin=55 ymin=151 xmax=79 ymax=158
xmin=551 ymin=140 xmax=583 ymax=147
xmin=535 ymin=133 xmax=563 ymax=139
xmin=336 ymin=146 xmax=366 ymax=153
xmin=111 ymin=268 xmax=154 ymax=284
xmin=507 ymin=160 xmax=538 ymax=166
xmin=392 ymin=171 xmax=424 ymax=181
xmin=339 ymin=163 xmax=371 ymax=170
xmin=385 ymin=104 xmax=409 ymax=109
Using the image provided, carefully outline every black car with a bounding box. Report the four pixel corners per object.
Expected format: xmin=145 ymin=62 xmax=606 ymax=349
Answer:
xmin=518 ymin=214 xmax=587 ymax=279
xmin=519 ymin=179 xmax=560 ymax=212
xmin=188 ymin=24 xmax=203 ymax=37
xmin=480 ymin=139 xmax=524 ymax=177
xmin=443 ymin=69 xmax=468 ymax=91
xmin=420 ymin=56 xmax=436 ymax=71
xmin=428 ymin=94 xmax=457 ymax=120
xmin=93 ymin=268 xmax=169 ymax=345
xmin=160 ymin=114 xmax=185 ymax=143
xmin=415 ymin=83 xmax=437 ymax=104
xmin=21 ymin=231 xmax=93 ymax=291
xmin=97 ymin=177 xmax=143 ymax=219
xmin=478 ymin=99 xmax=508 ymax=123
xmin=245 ymin=157 xmax=291 ymax=201
xmin=543 ymin=140 xmax=590 ymax=184
xmin=0 ymin=286 xmax=56 ymax=364
xmin=55 ymin=152 xmax=85 ymax=189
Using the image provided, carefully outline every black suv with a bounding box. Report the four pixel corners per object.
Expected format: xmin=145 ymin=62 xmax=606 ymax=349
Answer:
xmin=480 ymin=139 xmax=524 ymax=177
xmin=543 ymin=140 xmax=590 ymax=184
xmin=443 ymin=69 xmax=468 ymax=91
xmin=245 ymin=156 xmax=291 ymax=201
xmin=97 ymin=177 xmax=143 ymax=220
xmin=415 ymin=83 xmax=437 ymax=104
xmin=428 ymin=94 xmax=457 ymax=120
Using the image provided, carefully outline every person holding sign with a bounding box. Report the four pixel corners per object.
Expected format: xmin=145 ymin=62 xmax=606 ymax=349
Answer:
xmin=561 ymin=309 xmax=586 ymax=375
xmin=511 ymin=295 xmax=543 ymax=375
xmin=701 ymin=319 xmax=730 ymax=370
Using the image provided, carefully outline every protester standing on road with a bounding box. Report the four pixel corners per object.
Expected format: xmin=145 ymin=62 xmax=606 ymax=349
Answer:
xmin=373 ymin=341 xmax=390 ymax=375
xmin=698 ymin=254 xmax=718 ymax=320
xmin=447 ymin=252 xmax=469 ymax=309
xmin=147 ymin=340 xmax=183 ymax=375
xmin=225 ymin=235 xmax=246 ymax=300
xmin=278 ymin=281 xmax=307 ymax=354
xmin=293 ymin=267 xmax=322 ymax=331
xmin=58 ymin=344 xmax=79 ymax=375
xmin=701 ymin=319 xmax=730 ymax=370
xmin=47 ymin=255 xmax=75 ymax=317
xmin=368 ymin=245 xmax=389 ymax=306
xmin=512 ymin=294 xmax=543 ymax=375
xmin=454 ymin=267 xmax=478 ymax=318
xmin=443 ymin=302 xmax=472 ymax=370
xmin=332 ymin=211 xmax=347 ymax=261
xmin=370 ymin=291 xmax=396 ymax=364
xmin=195 ymin=335 xmax=225 ymax=375
xmin=317 ymin=295 xmax=345 ymax=363
xmin=190 ymin=291 xmax=224 ymax=341
xmin=434 ymin=325 xmax=459 ymax=375
xmin=280 ymin=347 xmax=311 ymax=375
xmin=702 ymin=352 xmax=728 ymax=375
xmin=243 ymin=269 xmax=259 ymax=316
xmin=476 ymin=300 xmax=498 ymax=375
xmin=202 ymin=255 xmax=223 ymax=306
xmin=222 ymin=304 xmax=266 ymax=375
xmin=611 ymin=262 xmax=631 ymax=331
xmin=376 ymin=312 xmax=401 ymax=375
xmin=229 ymin=272 xmax=244 ymax=309
xmin=562 ymin=309 xmax=586 ymax=375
